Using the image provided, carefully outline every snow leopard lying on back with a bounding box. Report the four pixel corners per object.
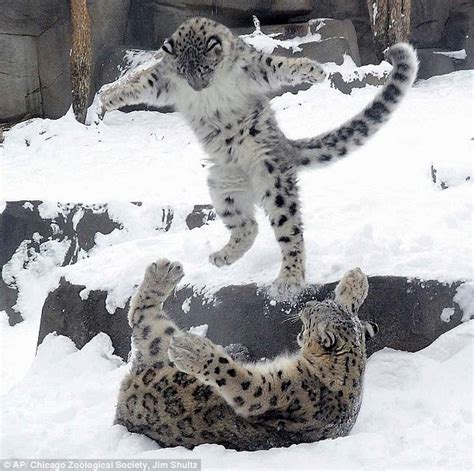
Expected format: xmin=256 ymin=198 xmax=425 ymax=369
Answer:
xmin=96 ymin=17 xmax=419 ymax=298
xmin=115 ymin=258 xmax=378 ymax=451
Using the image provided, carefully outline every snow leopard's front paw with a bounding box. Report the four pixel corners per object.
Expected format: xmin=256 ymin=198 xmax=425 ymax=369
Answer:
xmin=168 ymin=333 xmax=216 ymax=377
xmin=86 ymin=93 xmax=106 ymax=125
xmin=301 ymin=59 xmax=326 ymax=84
xmin=335 ymin=267 xmax=369 ymax=314
xmin=141 ymin=259 xmax=184 ymax=298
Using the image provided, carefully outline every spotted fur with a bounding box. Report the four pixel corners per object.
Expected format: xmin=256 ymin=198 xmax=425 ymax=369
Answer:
xmin=98 ymin=17 xmax=418 ymax=299
xmin=115 ymin=260 xmax=378 ymax=451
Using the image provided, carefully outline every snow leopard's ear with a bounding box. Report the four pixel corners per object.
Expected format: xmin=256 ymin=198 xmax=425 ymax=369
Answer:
xmin=206 ymin=35 xmax=222 ymax=53
xmin=363 ymin=321 xmax=379 ymax=341
xmin=162 ymin=38 xmax=175 ymax=55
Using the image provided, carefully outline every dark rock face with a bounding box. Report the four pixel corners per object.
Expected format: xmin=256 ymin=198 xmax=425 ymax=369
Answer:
xmin=411 ymin=0 xmax=454 ymax=48
xmin=0 ymin=201 xmax=121 ymax=324
xmin=38 ymin=275 xmax=467 ymax=361
xmin=0 ymin=0 xmax=131 ymax=123
xmin=39 ymin=278 xmax=133 ymax=360
xmin=0 ymin=201 xmax=218 ymax=323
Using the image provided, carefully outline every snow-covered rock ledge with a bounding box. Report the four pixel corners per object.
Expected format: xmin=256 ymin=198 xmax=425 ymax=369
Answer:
xmin=39 ymin=275 xmax=469 ymax=361
xmin=0 ymin=201 xmax=214 ymax=324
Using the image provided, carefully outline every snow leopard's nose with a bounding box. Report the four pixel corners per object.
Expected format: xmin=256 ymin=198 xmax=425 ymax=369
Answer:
xmin=186 ymin=74 xmax=209 ymax=91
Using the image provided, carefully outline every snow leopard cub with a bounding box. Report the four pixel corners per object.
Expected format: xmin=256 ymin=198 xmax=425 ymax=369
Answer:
xmin=96 ymin=17 xmax=418 ymax=298
xmin=115 ymin=258 xmax=378 ymax=450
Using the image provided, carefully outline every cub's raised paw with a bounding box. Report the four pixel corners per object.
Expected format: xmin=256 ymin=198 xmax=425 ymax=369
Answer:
xmin=302 ymin=60 xmax=327 ymax=84
xmin=168 ymin=333 xmax=216 ymax=377
xmin=141 ymin=259 xmax=184 ymax=296
xmin=335 ymin=267 xmax=369 ymax=314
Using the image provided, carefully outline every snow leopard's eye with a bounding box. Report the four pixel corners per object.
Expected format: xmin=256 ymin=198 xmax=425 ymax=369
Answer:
xmin=162 ymin=38 xmax=175 ymax=55
xmin=206 ymin=36 xmax=221 ymax=53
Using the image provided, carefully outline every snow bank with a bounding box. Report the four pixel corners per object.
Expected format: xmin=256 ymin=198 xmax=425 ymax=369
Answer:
xmin=1 ymin=322 xmax=472 ymax=469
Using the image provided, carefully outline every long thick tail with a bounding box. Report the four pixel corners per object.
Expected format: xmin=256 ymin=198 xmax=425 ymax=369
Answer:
xmin=291 ymin=43 xmax=418 ymax=167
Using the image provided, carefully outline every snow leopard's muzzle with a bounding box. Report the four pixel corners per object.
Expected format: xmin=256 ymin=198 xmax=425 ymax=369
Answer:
xmin=186 ymin=74 xmax=210 ymax=91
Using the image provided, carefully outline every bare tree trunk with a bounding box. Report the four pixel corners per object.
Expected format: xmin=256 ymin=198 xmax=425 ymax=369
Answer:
xmin=70 ymin=0 xmax=92 ymax=123
xmin=388 ymin=0 xmax=411 ymax=45
xmin=367 ymin=0 xmax=412 ymax=62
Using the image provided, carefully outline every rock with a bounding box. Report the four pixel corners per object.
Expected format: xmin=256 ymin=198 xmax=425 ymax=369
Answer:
xmin=235 ymin=19 xmax=361 ymax=66
xmin=416 ymin=48 xmax=456 ymax=79
xmin=0 ymin=33 xmax=42 ymax=122
xmin=36 ymin=18 xmax=72 ymax=119
xmin=310 ymin=19 xmax=361 ymax=66
xmin=328 ymin=71 xmax=387 ymax=95
xmin=0 ymin=201 xmax=218 ymax=322
xmin=38 ymin=275 xmax=467 ymax=361
xmin=309 ymin=0 xmax=375 ymax=65
xmin=185 ymin=205 xmax=216 ymax=230
xmin=0 ymin=0 xmax=68 ymax=36
xmin=447 ymin=3 xmax=474 ymax=71
xmin=0 ymin=201 xmax=120 ymax=323
xmin=0 ymin=0 xmax=131 ymax=122
xmin=39 ymin=278 xmax=132 ymax=360
xmin=410 ymin=0 xmax=454 ymax=48
xmin=126 ymin=0 xmax=312 ymax=48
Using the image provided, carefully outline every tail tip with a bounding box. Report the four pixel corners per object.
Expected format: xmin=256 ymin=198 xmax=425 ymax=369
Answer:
xmin=385 ymin=42 xmax=419 ymax=77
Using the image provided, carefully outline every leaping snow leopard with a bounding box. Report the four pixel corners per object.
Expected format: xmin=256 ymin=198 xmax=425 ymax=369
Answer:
xmin=96 ymin=17 xmax=419 ymax=298
xmin=114 ymin=258 xmax=378 ymax=450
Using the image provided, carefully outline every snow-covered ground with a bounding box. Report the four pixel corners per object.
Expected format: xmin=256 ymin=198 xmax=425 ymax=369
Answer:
xmin=1 ymin=60 xmax=473 ymax=467
xmin=1 ymin=322 xmax=472 ymax=469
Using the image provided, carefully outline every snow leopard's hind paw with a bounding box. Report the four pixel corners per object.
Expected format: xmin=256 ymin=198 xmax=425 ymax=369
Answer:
xmin=269 ymin=272 xmax=306 ymax=302
xmin=334 ymin=267 xmax=369 ymax=315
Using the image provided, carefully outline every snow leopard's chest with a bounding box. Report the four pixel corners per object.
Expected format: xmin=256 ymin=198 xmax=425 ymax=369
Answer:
xmin=174 ymin=78 xmax=276 ymax=166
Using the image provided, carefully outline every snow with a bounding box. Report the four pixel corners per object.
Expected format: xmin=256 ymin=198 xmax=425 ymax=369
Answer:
xmin=441 ymin=307 xmax=456 ymax=323
xmin=1 ymin=59 xmax=473 ymax=465
xmin=433 ymin=49 xmax=467 ymax=60
xmin=454 ymin=283 xmax=474 ymax=322
xmin=0 ymin=322 xmax=472 ymax=468
xmin=241 ymin=29 xmax=323 ymax=54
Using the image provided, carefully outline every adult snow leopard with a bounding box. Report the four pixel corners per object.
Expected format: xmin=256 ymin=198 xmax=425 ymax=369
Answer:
xmin=96 ymin=17 xmax=418 ymax=298
xmin=115 ymin=258 xmax=378 ymax=450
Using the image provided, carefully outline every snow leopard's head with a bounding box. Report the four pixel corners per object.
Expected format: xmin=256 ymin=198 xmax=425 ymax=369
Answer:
xmin=161 ymin=17 xmax=236 ymax=91
xmin=297 ymin=302 xmax=378 ymax=358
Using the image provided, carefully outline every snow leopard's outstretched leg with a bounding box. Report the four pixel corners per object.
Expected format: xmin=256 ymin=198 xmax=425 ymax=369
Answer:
xmin=128 ymin=259 xmax=183 ymax=367
xmin=208 ymin=166 xmax=258 ymax=267
xmin=291 ymin=43 xmax=418 ymax=167
xmin=168 ymin=332 xmax=289 ymax=418
xmin=96 ymin=56 xmax=175 ymax=115
xmin=239 ymin=40 xmax=327 ymax=91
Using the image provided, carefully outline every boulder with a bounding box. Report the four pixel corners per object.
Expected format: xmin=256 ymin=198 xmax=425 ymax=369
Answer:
xmin=416 ymin=48 xmax=456 ymax=80
xmin=38 ymin=275 xmax=468 ymax=361
xmin=126 ymin=0 xmax=312 ymax=48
